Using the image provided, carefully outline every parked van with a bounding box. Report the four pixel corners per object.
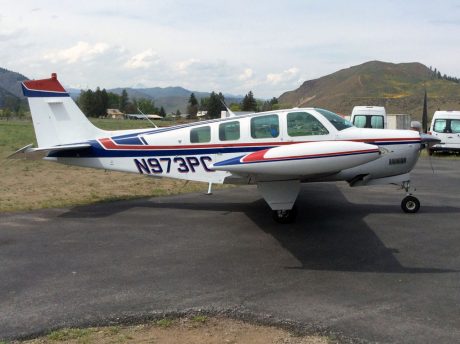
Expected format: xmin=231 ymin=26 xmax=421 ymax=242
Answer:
xmin=428 ymin=111 xmax=460 ymax=154
xmin=351 ymin=106 xmax=386 ymax=129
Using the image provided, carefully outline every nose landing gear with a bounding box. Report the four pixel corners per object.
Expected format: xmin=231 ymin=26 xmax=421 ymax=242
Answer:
xmin=401 ymin=181 xmax=420 ymax=213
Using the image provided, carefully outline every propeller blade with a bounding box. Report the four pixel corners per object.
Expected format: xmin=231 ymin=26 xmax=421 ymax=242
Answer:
xmin=420 ymin=133 xmax=441 ymax=144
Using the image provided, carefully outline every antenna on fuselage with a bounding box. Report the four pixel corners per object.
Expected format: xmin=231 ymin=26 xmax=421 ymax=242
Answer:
xmin=219 ymin=98 xmax=237 ymax=118
xmin=137 ymin=107 xmax=158 ymax=128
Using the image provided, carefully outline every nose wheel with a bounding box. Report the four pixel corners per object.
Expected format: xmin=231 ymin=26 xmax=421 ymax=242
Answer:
xmin=400 ymin=181 xmax=420 ymax=213
xmin=401 ymin=195 xmax=420 ymax=213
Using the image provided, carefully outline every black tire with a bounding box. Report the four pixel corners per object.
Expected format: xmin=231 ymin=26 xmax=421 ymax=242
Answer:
xmin=272 ymin=206 xmax=298 ymax=224
xmin=401 ymin=195 xmax=420 ymax=213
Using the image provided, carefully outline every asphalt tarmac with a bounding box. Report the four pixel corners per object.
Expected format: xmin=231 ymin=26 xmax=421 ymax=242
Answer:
xmin=1 ymin=157 xmax=460 ymax=343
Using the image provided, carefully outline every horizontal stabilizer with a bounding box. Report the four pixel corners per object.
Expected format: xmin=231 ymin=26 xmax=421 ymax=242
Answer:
xmin=8 ymin=143 xmax=91 ymax=160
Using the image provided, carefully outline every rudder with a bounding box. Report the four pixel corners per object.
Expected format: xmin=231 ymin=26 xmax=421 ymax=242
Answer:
xmin=22 ymin=73 xmax=105 ymax=147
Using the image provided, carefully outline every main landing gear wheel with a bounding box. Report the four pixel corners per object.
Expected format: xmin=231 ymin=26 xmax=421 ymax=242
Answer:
xmin=272 ymin=206 xmax=297 ymax=224
xmin=401 ymin=195 xmax=420 ymax=213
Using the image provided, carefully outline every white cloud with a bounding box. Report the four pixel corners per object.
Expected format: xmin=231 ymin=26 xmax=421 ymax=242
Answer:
xmin=238 ymin=68 xmax=254 ymax=81
xmin=2 ymin=1 xmax=460 ymax=98
xmin=175 ymin=58 xmax=200 ymax=74
xmin=43 ymin=41 xmax=109 ymax=64
xmin=266 ymin=67 xmax=299 ymax=85
xmin=124 ymin=49 xmax=160 ymax=69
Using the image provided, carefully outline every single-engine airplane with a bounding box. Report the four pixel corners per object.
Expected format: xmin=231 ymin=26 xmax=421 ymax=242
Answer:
xmin=11 ymin=74 xmax=439 ymax=223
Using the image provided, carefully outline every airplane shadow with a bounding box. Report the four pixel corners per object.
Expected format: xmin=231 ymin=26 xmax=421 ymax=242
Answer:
xmin=60 ymin=184 xmax=459 ymax=274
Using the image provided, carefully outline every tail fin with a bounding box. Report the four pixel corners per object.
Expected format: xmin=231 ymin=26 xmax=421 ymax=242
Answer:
xmin=22 ymin=73 xmax=106 ymax=147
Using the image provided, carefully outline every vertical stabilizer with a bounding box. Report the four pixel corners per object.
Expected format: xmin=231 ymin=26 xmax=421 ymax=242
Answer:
xmin=22 ymin=73 xmax=106 ymax=147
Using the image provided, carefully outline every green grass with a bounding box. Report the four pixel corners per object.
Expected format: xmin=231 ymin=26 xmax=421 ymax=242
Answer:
xmin=47 ymin=328 xmax=93 ymax=341
xmin=155 ymin=318 xmax=174 ymax=328
xmin=0 ymin=120 xmax=38 ymax=154
xmin=0 ymin=119 xmax=219 ymax=212
xmin=191 ymin=315 xmax=208 ymax=324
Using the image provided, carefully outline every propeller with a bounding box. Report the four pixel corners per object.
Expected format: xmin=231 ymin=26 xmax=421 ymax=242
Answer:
xmin=419 ymin=133 xmax=440 ymax=174
xmin=420 ymin=133 xmax=441 ymax=145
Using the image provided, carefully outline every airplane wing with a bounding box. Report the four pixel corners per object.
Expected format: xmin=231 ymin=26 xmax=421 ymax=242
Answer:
xmin=212 ymin=141 xmax=381 ymax=177
xmin=212 ymin=140 xmax=382 ymax=212
xmin=8 ymin=143 xmax=91 ymax=160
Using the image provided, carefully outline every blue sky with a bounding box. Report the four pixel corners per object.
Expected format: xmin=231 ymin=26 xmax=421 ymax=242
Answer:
xmin=1 ymin=0 xmax=459 ymax=97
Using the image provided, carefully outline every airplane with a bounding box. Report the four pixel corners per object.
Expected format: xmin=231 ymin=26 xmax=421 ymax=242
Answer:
xmin=10 ymin=73 xmax=440 ymax=223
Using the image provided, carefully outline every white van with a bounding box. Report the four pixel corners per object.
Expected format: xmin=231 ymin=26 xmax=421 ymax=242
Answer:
xmin=428 ymin=111 xmax=460 ymax=154
xmin=351 ymin=106 xmax=386 ymax=129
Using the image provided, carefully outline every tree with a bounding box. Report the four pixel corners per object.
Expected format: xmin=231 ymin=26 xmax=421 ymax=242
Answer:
xmin=229 ymin=103 xmax=241 ymax=111
xmin=107 ymin=92 xmax=120 ymax=108
xmin=241 ymin=91 xmax=257 ymax=111
xmin=137 ymin=98 xmax=158 ymax=114
xmin=78 ymin=89 xmax=96 ymax=116
xmin=206 ymin=91 xmax=225 ymax=118
xmin=92 ymin=87 xmax=109 ymax=117
xmin=159 ymin=106 xmax=166 ymax=117
xmin=119 ymin=89 xmax=128 ymax=112
xmin=187 ymin=92 xmax=199 ymax=118
xmin=261 ymin=97 xmax=278 ymax=111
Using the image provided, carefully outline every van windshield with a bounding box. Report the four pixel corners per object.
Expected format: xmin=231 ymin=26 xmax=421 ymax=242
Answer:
xmin=316 ymin=108 xmax=353 ymax=131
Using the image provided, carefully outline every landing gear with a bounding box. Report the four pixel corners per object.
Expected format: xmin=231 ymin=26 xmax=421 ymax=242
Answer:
xmin=401 ymin=195 xmax=420 ymax=213
xmin=400 ymin=181 xmax=420 ymax=213
xmin=272 ymin=205 xmax=297 ymax=224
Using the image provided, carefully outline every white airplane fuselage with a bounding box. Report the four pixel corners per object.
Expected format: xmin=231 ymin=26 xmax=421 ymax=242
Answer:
xmin=47 ymin=109 xmax=421 ymax=187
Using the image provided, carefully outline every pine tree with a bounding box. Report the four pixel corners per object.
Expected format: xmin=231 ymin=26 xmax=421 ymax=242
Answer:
xmin=241 ymin=91 xmax=257 ymax=111
xmin=206 ymin=92 xmax=225 ymax=118
xmin=159 ymin=106 xmax=166 ymax=117
xmin=119 ymin=89 xmax=128 ymax=112
xmin=187 ymin=92 xmax=199 ymax=117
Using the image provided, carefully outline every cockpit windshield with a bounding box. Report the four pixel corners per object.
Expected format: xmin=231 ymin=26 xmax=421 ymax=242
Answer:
xmin=316 ymin=108 xmax=354 ymax=131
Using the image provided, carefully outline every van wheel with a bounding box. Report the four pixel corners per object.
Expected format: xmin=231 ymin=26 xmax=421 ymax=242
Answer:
xmin=401 ymin=195 xmax=420 ymax=213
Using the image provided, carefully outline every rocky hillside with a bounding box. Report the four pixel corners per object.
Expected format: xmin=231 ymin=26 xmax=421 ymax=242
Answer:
xmin=278 ymin=61 xmax=460 ymax=119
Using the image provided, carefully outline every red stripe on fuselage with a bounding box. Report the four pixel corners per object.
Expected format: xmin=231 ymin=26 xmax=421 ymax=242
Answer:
xmin=98 ymin=137 xmax=420 ymax=151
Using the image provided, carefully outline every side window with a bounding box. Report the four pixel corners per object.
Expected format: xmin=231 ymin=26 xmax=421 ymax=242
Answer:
xmin=190 ymin=126 xmax=211 ymax=143
xmin=219 ymin=121 xmax=240 ymax=141
xmin=450 ymin=120 xmax=460 ymax=133
xmin=433 ymin=119 xmax=447 ymax=133
xmin=371 ymin=116 xmax=384 ymax=129
xmin=353 ymin=115 xmax=367 ymax=128
xmin=287 ymin=112 xmax=329 ymax=136
xmin=251 ymin=115 xmax=279 ymax=139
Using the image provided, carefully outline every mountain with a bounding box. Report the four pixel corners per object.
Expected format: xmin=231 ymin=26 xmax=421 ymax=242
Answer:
xmin=108 ymin=87 xmax=242 ymax=114
xmin=278 ymin=61 xmax=460 ymax=119
xmin=0 ymin=68 xmax=28 ymax=108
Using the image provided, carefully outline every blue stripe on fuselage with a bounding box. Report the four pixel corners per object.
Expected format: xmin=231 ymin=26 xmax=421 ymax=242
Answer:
xmin=47 ymin=140 xmax=419 ymax=158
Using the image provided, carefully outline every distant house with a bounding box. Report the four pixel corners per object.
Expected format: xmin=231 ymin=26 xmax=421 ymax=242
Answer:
xmin=197 ymin=111 xmax=208 ymax=119
xmin=106 ymin=108 xmax=124 ymax=119
xmin=125 ymin=114 xmax=163 ymax=120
